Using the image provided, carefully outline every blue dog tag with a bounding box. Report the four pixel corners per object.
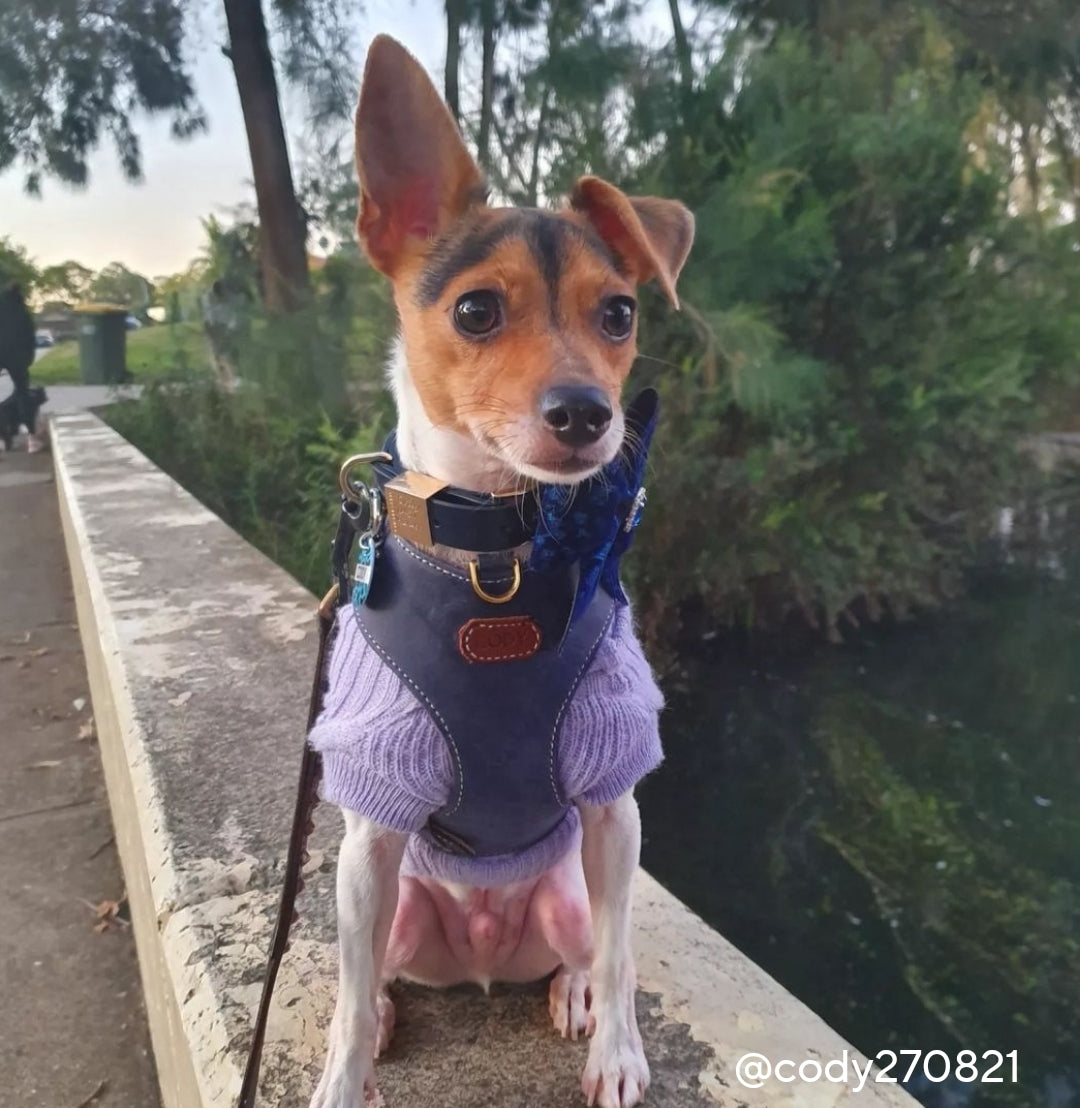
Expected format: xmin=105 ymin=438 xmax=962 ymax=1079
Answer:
xmin=351 ymin=535 xmax=377 ymax=612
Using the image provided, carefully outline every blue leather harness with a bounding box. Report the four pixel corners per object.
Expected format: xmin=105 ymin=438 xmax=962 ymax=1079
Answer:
xmin=344 ymin=387 xmax=659 ymax=860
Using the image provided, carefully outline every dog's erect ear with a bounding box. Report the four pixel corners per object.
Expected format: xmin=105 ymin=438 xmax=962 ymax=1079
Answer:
xmin=571 ymin=176 xmax=694 ymax=308
xmin=355 ymin=35 xmax=485 ymax=275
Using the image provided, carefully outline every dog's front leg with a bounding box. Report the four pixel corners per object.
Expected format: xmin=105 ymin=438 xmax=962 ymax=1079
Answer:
xmin=579 ymin=792 xmax=649 ymax=1108
xmin=311 ymin=811 xmax=406 ymax=1108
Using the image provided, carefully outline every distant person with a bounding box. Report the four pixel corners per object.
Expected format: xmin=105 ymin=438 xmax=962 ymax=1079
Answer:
xmin=0 ymin=283 xmax=44 ymax=453
xmin=201 ymin=278 xmax=249 ymax=388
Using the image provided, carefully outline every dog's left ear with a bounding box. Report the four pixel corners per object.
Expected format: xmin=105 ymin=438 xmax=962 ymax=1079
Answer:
xmin=571 ymin=176 xmax=694 ymax=308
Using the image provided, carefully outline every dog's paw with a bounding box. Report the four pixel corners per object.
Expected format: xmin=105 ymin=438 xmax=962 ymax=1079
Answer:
xmin=374 ymin=990 xmax=396 ymax=1058
xmin=310 ymin=1032 xmax=379 ymax=1108
xmin=549 ymin=966 xmax=591 ymax=1040
xmin=581 ymin=1025 xmax=649 ymax=1108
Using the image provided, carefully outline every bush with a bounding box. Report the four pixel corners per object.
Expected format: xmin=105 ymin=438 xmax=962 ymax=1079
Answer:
xmin=104 ymin=252 xmax=397 ymax=597
xmin=106 ymin=24 xmax=1080 ymax=654
xmin=107 ymin=373 xmax=394 ymax=598
xmin=623 ymin=27 xmax=1080 ymax=642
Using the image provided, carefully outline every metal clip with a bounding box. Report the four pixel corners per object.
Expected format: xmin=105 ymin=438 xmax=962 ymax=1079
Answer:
xmin=339 ymin=451 xmax=392 ymax=500
xmin=623 ymin=486 xmax=648 ymax=534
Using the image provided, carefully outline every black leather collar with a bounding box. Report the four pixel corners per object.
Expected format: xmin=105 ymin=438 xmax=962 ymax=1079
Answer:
xmin=371 ymin=432 xmax=539 ymax=553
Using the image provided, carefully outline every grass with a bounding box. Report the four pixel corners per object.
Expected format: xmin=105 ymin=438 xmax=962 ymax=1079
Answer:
xmin=33 ymin=322 xmax=211 ymax=385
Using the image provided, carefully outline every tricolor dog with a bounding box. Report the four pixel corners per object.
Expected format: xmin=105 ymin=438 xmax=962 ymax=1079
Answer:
xmin=309 ymin=35 xmax=693 ymax=1108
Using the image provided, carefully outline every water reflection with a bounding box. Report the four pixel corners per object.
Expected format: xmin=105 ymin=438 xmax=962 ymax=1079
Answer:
xmin=640 ymin=497 xmax=1080 ymax=1108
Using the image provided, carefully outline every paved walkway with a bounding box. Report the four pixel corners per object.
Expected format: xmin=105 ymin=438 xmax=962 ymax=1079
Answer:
xmin=0 ymin=448 xmax=160 ymax=1108
xmin=42 ymin=384 xmax=143 ymax=414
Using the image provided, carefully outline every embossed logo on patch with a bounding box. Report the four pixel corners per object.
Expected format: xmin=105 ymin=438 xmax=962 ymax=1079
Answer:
xmin=458 ymin=616 xmax=543 ymax=664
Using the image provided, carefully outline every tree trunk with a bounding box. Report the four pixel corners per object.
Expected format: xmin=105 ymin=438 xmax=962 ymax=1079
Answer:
xmin=445 ymin=0 xmax=463 ymax=124
xmin=667 ymin=0 xmax=693 ymax=93
xmin=1017 ymin=119 xmax=1042 ymax=222
xmin=526 ymin=87 xmax=551 ymax=206
xmin=222 ymin=0 xmax=309 ymax=313
xmin=478 ymin=0 xmax=496 ymax=172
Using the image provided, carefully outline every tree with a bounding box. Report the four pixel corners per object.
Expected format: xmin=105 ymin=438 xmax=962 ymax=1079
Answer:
xmin=445 ymin=0 xmax=465 ymax=123
xmin=468 ymin=0 xmax=642 ymax=204
xmin=0 ymin=237 xmax=39 ymax=293
xmin=223 ymin=0 xmax=309 ymax=312
xmin=0 ymin=1 xmax=204 ymax=194
xmin=0 ymin=0 xmax=360 ymax=313
xmin=37 ymin=261 xmax=94 ymax=305
xmin=477 ymin=0 xmax=497 ymax=171
xmin=88 ymin=262 xmax=155 ymax=314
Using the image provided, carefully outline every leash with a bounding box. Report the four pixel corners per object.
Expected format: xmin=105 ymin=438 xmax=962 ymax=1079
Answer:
xmin=236 ymin=483 xmax=369 ymax=1107
xmin=235 ymin=400 xmax=657 ymax=1103
xmin=236 ymin=584 xmax=334 ymax=1108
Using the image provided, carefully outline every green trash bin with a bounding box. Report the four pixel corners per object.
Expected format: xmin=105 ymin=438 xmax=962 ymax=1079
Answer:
xmin=75 ymin=304 xmax=129 ymax=384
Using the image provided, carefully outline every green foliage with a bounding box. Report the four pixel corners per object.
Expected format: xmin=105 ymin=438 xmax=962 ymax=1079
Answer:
xmin=0 ymin=235 xmax=39 ymax=292
xmin=100 ymin=249 xmax=397 ymax=594
xmin=37 ymin=260 xmax=94 ymax=305
xmin=0 ymin=0 xmax=205 ymax=191
xmin=87 ymin=261 xmax=155 ymax=314
xmin=103 ymin=3 xmax=1080 ymax=651
xmin=0 ymin=0 xmax=358 ymax=198
xmin=269 ymin=0 xmax=363 ymax=129
xmin=105 ymin=372 xmax=394 ymax=599
xmin=623 ymin=23 xmax=1080 ymax=639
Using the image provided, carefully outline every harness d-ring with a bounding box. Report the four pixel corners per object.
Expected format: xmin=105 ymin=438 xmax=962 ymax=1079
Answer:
xmin=468 ymin=558 xmax=522 ymax=604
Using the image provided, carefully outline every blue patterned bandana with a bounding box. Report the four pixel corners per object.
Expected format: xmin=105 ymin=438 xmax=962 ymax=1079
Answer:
xmin=529 ymin=388 xmax=659 ymax=624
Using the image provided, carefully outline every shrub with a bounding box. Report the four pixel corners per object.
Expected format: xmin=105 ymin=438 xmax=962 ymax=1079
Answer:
xmin=623 ymin=28 xmax=1080 ymax=642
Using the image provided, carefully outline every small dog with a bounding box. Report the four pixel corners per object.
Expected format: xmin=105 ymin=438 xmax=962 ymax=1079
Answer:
xmin=309 ymin=36 xmax=693 ymax=1108
xmin=0 ymin=384 xmax=47 ymax=452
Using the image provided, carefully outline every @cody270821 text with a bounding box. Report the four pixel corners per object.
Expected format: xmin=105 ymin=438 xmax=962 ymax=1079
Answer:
xmin=735 ymin=1049 xmax=1019 ymax=1093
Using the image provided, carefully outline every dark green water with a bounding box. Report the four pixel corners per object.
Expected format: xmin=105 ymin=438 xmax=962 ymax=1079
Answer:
xmin=640 ymin=561 xmax=1080 ymax=1108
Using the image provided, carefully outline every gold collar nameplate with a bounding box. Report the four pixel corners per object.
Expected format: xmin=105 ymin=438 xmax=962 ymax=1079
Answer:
xmin=383 ymin=471 xmax=450 ymax=546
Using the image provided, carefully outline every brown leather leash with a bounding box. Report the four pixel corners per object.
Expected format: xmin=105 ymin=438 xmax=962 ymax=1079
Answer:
xmin=236 ymin=584 xmax=339 ymax=1108
xmin=236 ymin=468 xmax=379 ymax=1106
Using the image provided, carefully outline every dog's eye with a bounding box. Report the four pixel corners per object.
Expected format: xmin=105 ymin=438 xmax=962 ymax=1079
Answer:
xmin=453 ymin=291 xmax=502 ymax=337
xmin=601 ymin=296 xmax=636 ymax=340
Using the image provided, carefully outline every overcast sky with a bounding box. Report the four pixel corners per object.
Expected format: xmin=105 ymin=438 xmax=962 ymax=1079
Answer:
xmin=0 ymin=1 xmax=456 ymax=279
xmin=1 ymin=1 xmax=674 ymax=281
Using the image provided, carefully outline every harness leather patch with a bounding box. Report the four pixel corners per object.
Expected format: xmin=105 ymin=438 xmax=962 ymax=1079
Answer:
xmin=458 ymin=615 xmax=543 ymax=664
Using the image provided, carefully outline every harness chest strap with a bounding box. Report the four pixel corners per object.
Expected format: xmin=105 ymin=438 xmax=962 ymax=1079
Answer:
xmin=352 ymin=537 xmax=615 ymax=859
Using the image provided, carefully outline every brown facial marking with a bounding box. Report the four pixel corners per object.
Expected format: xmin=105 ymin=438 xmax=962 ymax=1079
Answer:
xmin=353 ymin=38 xmax=694 ymax=480
xmin=396 ymin=208 xmax=638 ymax=473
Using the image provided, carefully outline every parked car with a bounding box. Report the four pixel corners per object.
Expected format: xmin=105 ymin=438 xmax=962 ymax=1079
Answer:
xmin=35 ymin=329 xmax=55 ymax=348
xmin=124 ymin=314 xmax=142 ymax=330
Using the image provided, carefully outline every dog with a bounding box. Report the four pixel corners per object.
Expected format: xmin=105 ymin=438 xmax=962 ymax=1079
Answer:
xmin=308 ymin=35 xmax=693 ymax=1108
xmin=0 ymin=384 xmax=47 ymax=452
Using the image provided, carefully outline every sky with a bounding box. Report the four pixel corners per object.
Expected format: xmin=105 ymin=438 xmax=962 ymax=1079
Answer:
xmin=0 ymin=1 xmax=452 ymax=280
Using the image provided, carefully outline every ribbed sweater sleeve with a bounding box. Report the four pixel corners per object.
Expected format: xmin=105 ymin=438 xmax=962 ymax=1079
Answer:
xmin=308 ymin=611 xmax=452 ymax=832
xmin=560 ymin=605 xmax=665 ymax=806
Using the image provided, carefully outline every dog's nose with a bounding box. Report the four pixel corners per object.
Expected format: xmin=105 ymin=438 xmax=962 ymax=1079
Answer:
xmin=540 ymin=386 xmax=612 ymax=447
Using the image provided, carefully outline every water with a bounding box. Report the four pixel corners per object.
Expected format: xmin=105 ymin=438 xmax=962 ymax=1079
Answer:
xmin=640 ymin=556 xmax=1080 ymax=1107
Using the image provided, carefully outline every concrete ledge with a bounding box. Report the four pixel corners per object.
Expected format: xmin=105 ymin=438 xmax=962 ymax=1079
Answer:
xmin=53 ymin=411 xmax=917 ymax=1108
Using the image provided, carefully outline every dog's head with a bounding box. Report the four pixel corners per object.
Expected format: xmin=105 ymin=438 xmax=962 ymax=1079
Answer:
xmin=354 ymin=35 xmax=694 ymax=485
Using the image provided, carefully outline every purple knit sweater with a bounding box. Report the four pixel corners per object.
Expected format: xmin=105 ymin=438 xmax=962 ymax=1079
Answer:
xmin=309 ymin=598 xmax=664 ymax=887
